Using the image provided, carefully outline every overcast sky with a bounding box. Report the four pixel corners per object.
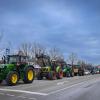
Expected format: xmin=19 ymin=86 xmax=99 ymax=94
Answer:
xmin=0 ymin=0 xmax=100 ymax=64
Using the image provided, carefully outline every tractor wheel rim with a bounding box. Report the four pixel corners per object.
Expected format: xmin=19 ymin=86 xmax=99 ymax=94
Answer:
xmin=11 ymin=74 xmax=18 ymax=84
xmin=28 ymin=70 xmax=33 ymax=81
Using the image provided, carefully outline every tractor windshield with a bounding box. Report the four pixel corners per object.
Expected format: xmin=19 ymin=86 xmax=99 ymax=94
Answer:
xmin=7 ymin=55 xmax=28 ymax=64
xmin=7 ymin=56 xmax=19 ymax=64
xmin=36 ymin=54 xmax=51 ymax=67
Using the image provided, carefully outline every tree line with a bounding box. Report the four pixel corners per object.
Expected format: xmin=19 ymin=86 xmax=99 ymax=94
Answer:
xmin=18 ymin=42 xmax=93 ymax=70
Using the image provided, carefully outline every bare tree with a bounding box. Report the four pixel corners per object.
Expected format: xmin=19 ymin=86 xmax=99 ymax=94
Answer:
xmin=77 ymin=60 xmax=93 ymax=70
xmin=49 ymin=47 xmax=64 ymax=60
xmin=19 ymin=43 xmax=32 ymax=56
xmin=85 ymin=63 xmax=93 ymax=70
xmin=31 ymin=42 xmax=46 ymax=58
xmin=77 ymin=60 xmax=86 ymax=68
xmin=67 ymin=53 xmax=78 ymax=66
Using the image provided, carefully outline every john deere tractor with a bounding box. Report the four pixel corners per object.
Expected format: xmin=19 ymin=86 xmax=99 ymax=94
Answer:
xmin=63 ymin=65 xmax=73 ymax=77
xmin=36 ymin=54 xmax=63 ymax=80
xmin=56 ymin=60 xmax=73 ymax=77
xmin=0 ymin=54 xmax=35 ymax=86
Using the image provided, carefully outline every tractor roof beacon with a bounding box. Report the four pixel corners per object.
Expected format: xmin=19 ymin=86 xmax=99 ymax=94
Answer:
xmin=0 ymin=54 xmax=35 ymax=86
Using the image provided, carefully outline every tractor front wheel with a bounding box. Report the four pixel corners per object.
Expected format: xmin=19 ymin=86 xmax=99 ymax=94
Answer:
xmin=6 ymin=71 xmax=19 ymax=86
xmin=66 ymin=72 xmax=70 ymax=77
xmin=70 ymin=72 xmax=74 ymax=77
xmin=23 ymin=67 xmax=35 ymax=84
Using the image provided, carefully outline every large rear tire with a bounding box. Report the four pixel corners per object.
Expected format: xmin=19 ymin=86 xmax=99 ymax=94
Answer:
xmin=23 ymin=67 xmax=35 ymax=84
xmin=6 ymin=71 xmax=19 ymax=86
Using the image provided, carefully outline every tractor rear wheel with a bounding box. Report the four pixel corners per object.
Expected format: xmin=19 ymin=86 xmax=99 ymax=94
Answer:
xmin=6 ymin=71 xmax=19 ymax=86
xmin=23 ymin=67 xmax=35 ymax=84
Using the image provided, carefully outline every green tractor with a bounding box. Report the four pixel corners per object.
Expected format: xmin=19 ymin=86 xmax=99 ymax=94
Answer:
xmin=57 ymin=60 xmax=73 ymax=77
xmin=36 ymin=54 xmax=63 ymax=80
xmin=63 ymin=65 xmax=73 ymax=77
xmin=0 ymin=54 xmax=35 ymax=86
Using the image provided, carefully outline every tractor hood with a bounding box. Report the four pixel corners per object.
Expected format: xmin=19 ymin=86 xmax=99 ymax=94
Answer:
xmin=0 ymin=64 xmax=14 ymax=69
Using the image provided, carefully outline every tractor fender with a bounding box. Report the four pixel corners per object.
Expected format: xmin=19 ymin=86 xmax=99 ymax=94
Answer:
xmin=22 ymin=65 xmax=35 ymax=79
xmin=25 ymin=65 xmax=34 ymax=69
xmin=21 ymin=65 xmax=35 ymax=79
xmin=56 ymin=66 xmax=60 ymax=73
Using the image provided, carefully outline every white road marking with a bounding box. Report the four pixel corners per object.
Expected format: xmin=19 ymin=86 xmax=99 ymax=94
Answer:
xmin=29 ymin=98 xmax=37 ymax=100
xmin=0 ymin=89 xmax=48 ymax=96
xmin=48 ymin=81 xmax=86 ymax=94
xmin=6 ymin=94 xmax=15 ymax=97
xmin=57 ymin=82 xmax=64 ymax=85
xmin=18 ymin=96 xmax=37 ymax=100
xmin=18 ymin=96 xmax=27 ymax=99
xmin=39 ymin=76 xmax=100 ymax=92
xmin=48 ymin=77 xmax=100 ymax=95
xmin=57 ymin=80 xmax=68 ymax=85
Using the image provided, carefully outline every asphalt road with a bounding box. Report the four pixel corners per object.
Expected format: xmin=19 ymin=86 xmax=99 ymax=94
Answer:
xmin=0 ymin=74 xmax=100 ymax=100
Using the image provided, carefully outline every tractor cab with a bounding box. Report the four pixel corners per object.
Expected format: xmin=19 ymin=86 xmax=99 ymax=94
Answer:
xmin=36 ymin=54 xmax=51 ymax=72
xmin=36 ymin=54 xmax=51 ymax=66
xmin=6 ymin=55 xmax=28 ymax=65
xmin=51 ymin=59 xmax=63 ymax=72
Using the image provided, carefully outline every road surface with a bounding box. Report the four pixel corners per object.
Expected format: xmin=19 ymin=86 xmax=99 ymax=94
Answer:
xmin=0 ymin=74 xmax=100 ymax=100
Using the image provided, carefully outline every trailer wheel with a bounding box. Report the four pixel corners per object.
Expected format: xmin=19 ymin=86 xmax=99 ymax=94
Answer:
xmin=23 ymin=67 xmax=35 ymax=83
xmin=6 ymin=71 xmax=19 ymax=86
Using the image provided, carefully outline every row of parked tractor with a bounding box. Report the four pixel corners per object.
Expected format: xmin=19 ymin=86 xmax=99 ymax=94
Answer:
xmin=0 ymin=54 xmax=99 ymax=86
xmin=35 ymin=54 xmax=84 ymax=80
